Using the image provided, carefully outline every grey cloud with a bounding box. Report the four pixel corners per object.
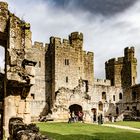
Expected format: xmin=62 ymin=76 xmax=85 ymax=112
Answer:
xmin=51 ymin=0 xmax=138 ymax=16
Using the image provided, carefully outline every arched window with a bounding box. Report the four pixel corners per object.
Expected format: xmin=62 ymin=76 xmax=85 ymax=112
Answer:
xmin=119 ymin=93 xmax=122 ymax=100
xmin=98 ymin=101 xmax=103 ymax=111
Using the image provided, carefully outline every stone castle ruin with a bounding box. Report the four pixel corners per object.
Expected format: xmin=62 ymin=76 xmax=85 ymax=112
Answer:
xmin=0 ymin=1 xmax=140 ymax=139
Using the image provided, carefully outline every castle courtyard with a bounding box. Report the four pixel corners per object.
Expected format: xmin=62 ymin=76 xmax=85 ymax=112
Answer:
xmin=0 ymin=0 xmax=140 ymax=139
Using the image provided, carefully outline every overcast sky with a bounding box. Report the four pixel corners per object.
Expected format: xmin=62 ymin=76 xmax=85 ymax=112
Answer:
xmin=0 ymin=0 xmax=140 ymax=82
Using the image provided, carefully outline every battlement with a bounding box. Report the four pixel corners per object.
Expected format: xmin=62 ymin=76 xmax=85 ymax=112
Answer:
xmin=106 ymin=57 xmax=124 ymax=65
xmin=124 ymin=46 xmax=135 ymax=54
xmin=50 ymin=36 xmax=71 ymax=47
xmin=63 ymin=39 xmax=69 ymax=44
xmin=69 ymin=32 xmax=83 ymax=41
xmin=49 ymin=32 xmax=83 ymax=49
xmin=105 ymin=58 xmax=116 ymax=65
xmin=87 ymin=51 xmax=94 ymax=56
xmin=33 ymin=41 xmax=45 ymax=50
xmin=94 ymin=79 xmax=111 ymax=86
xmin=83 ymin=51 xmax=94 ymax=58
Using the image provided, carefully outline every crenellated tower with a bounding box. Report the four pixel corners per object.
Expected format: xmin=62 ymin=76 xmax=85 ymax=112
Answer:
xmin=69 ymin=32 xmax=83 ymax=50
xmin=105 ymin=47 xmax=137 ymax=88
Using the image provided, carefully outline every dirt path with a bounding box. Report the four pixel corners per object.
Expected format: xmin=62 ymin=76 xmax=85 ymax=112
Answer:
xmin=103 ymin=124 xmax=140 ymax=132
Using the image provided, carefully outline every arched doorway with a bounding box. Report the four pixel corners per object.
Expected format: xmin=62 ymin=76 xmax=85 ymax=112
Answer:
xmin=69 ymin=104 xmax=82 ymax=116
xmin=91 ymin=108 xmax=97 ymax=122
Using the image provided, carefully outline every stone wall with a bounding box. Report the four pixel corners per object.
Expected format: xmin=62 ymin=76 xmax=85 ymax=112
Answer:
xmin=26 ymin=42 xmax=48 ymax=120
xmin=116 ymin=84 xmax=140 ymax=119
xmin=51 ymin=78 xmax=123 ymax=122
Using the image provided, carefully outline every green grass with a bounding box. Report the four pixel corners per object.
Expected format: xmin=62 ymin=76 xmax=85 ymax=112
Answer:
xmin=37 ymin=122 xmax=140 ymax=140
xmin=106 ymin=121 xmax=140 ymax=129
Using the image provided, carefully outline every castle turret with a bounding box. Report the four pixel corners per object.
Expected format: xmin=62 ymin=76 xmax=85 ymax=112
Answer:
xmin=124 ymin=47 xmax=135 ymax=61
xmin=69 ymin=32 xmax=83 ymax=50
xmin=123 ymin=47 xmax=137 ymax=86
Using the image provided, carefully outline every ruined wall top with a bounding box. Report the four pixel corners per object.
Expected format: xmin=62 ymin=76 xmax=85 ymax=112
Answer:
xmin=0 ymin=1 xmax=9 ymax=33
xmin=33 ymin=41 xmax=49 ymax=51
xmin=0 ymin=1 xmax=8 ymax=10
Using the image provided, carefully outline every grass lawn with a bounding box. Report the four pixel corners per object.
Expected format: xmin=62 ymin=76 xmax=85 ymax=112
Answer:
xmin=37 ymin=122 xmax=140 ymax=140
xmin=106 ymin=121 xmax=140 ymax=129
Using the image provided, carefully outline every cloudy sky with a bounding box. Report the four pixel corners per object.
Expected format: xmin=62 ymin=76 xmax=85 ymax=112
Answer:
xmin=0 ymin=0 xmax=140 ymax=82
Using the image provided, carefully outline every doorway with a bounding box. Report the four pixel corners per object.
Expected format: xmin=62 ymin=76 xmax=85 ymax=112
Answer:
xmin=69 ymin=104 xmax=82 ymax=116
xmin=91 ymin=108 xmax=97 ymax=122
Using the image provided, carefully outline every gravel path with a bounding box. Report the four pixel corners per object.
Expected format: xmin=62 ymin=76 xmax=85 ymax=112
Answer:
xmin=103 ymin=124 xmax=140 ymax=132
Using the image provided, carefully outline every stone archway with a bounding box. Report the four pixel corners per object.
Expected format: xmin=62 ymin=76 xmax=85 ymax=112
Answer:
xmin=69 ymin=104 xmax=82 ymax=116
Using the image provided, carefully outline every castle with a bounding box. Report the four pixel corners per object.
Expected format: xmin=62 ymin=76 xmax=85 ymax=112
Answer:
xmin=0 ymin=1 xmax=140 ymax=138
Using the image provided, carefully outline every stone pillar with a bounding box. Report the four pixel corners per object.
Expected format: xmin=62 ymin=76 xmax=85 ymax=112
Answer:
xmin=3 ymin=96 xmax=16 ymax=138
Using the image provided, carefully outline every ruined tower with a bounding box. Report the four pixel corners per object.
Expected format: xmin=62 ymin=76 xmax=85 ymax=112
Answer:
xmin=0 ymin=2 xmax=36 ymax=138
xmin=105 ymin=47 xmax=137 ymax=88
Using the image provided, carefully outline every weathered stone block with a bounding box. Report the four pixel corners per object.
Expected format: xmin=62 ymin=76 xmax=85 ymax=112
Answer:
xmin=25 ymin=65 xmax=35 ymax=76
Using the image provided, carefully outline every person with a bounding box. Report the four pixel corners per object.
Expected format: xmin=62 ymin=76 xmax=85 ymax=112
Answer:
xmin=98 ymin=114 xmax=101 ymax=125
xmin=100 ymin=114 xmax=103 ymax=124
xmin=72 ymin=111 xmax=75 ymax=122
xmin=112 ymin=116 xmax=114 ymax=122
xmin=93 ymin=114 xmax=96 ymax=122
xmin=68 ymin=112 xmax=72 ymax=123
xmin=78 ymin=111 xmax=84 ymax=123
xmin=98 ymin=114 xmax=103 ymax=125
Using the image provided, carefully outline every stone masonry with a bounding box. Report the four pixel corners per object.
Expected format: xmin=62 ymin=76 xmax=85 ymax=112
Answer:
xmin=0 ymin=1 xmax=140 ymax=139
xmin=0 ymin=2 xmax=36 ymax=138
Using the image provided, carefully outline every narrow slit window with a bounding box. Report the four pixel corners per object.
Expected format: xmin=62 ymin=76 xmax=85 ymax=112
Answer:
xmin=64 ymin=59 xmax=69 ymax=65
xmin=39 ymin=61 xmax=41 ymax=67
xmin=113 ymin=95 xmax=115 ymax=101
xmin=66 ymin=76 xmax=68 ymax=83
